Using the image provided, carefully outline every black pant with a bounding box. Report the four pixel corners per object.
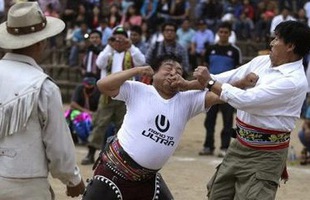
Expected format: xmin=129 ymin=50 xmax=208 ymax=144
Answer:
xmin=203 ymin=103 xmax=235 ymax=150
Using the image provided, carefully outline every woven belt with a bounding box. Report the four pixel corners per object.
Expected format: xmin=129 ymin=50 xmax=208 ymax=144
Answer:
xmin=236 ymin=118 xmax=290 ymax=150
xmin=102 ymin=139 xmax=158 ymax=181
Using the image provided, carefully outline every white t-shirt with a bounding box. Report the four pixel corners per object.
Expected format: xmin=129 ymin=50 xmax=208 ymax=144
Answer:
xmin=114 ymin=81 xmax=206 ymax=170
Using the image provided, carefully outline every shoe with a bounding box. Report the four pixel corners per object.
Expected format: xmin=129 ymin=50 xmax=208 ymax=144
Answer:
xmin=218 ymin=149 xmax=227 ymax=158
xmin=198 ymin=148 xmax=214 ymax=156
xmin=81 ymin=156 xmax=94 ymax=165
xmin=81 ymin=146 xmax=96 ymax=165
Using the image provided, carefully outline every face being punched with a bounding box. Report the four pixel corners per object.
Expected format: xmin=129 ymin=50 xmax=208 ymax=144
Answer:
xmin=153 ymin=59 xmax=183 ymax=98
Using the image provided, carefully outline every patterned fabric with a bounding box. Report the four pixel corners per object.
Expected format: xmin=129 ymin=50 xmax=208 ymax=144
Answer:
xmin=102 ymin=138 xmax=158 ymax=181
xmin=236 ymin=118 xmax=290 ymax=150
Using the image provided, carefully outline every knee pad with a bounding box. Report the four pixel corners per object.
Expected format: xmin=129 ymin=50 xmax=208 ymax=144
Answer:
xmin=82 ymin=175 xmax=123 ymax=200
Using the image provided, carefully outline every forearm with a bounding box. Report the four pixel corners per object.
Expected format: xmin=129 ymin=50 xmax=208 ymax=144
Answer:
xmin=97 ymin=67 xmax=139 ymax=95
xmin=183 ymin=79 xmax=205 ymax=90
xmin=70 ymin=101 xmax=88 ymax=112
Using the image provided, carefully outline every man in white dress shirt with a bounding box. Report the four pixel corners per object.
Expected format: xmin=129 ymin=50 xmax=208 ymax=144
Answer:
xmin=194 ymin=20 xmax=310 ymax=200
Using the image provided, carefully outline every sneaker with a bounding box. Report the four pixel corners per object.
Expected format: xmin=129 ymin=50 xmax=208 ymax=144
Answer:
xmin=199 ymin=148 xmax=214 ymax=156
xmin=218 ymin=149 xmax=227 ymax=158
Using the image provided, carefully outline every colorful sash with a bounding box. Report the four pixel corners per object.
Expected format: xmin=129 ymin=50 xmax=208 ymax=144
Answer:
xmin=236 ymin=118 xmax=290 ymax=150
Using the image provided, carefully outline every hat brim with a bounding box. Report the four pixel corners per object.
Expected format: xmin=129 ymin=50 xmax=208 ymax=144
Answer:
xmin=0 ymin=16 xmax=65 ymax=49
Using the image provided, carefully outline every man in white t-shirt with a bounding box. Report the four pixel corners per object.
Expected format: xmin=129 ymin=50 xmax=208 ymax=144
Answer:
xmin=81 ymin=54 xmax=257 ymax=200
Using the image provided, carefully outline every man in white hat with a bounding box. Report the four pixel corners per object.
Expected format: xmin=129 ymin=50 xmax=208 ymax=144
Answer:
xmin=0 ymin=2 xmax=85 ymax=199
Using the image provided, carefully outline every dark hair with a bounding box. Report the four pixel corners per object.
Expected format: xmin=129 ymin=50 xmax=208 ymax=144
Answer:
xmin=130 ymin=25 xmax=142 ymax=35
xmin=153 ymin=54 xmax=182 ymax=71
xmin=89 ymin=29 xmax=102 ymax=39
xmin=218 ymin=21 xmax=232 ymax=31
xmin=274 ymin=21 xmax=310 ymax=57
xmin=161 ymin=22 xmax=178 ymax=32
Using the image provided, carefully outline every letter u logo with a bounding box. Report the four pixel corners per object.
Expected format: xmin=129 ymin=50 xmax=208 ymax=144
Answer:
xmin=155 ymin=115 xmax=170 ymax=132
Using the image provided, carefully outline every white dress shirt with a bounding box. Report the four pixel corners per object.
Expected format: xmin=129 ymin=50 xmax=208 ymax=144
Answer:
xmin=213 ymin=55 xmax=307 ymax=131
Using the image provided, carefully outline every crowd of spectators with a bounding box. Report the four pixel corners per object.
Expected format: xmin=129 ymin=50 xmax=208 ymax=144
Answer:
xmin=1 ymin=0 xmax=310 ymax=71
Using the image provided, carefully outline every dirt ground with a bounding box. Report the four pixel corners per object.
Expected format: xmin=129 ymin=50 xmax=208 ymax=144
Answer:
xmin=50 ymin=113 xmax=310 ymax=200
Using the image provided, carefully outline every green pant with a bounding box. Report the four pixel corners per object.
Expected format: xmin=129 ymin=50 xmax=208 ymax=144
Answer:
xmin=88 ymin=95 xmax=126 ymax=150
xmin=207 ymin=139 xmax=288 ymax=200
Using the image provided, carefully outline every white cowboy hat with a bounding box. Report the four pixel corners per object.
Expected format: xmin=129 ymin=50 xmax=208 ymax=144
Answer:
xmin=0 ymin=2 xmax=65 ymax=49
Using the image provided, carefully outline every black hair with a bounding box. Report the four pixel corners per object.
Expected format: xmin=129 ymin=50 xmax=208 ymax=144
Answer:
xmin=218 ymin=21 xmax=232 ymax=31
xmin=89 ymin=29 xmax=102 ymax=39
xmin=130 ymin=25 xmax=142 ymax=35
xmin=153 ymin=54 xmax=182 ymax=71
xmin=161 ymin=21 xmax=178 ymax=32
xmin=274 ymin=21 xmax=310 ymax=57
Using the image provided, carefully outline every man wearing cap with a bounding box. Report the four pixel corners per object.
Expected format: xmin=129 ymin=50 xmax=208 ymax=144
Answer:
xmin=81 ymin=26 xmax=145 ymax=165
xmin=0 ymin=2 xmax=85 ymax=199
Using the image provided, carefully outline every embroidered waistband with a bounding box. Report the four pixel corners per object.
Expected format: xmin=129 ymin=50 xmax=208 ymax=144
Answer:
xmin=102 ymin=139 xmax=158 ymax=181
xmin=236 ymin=118 xmax=290 ymax=150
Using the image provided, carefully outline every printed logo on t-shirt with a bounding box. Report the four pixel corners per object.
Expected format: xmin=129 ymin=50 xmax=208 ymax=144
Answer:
xmin=141 ymin=114 xmax=174 ymax=146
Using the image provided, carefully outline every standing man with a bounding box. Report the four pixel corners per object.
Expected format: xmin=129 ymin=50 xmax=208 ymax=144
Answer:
xmin=81 ymin=26 xmax=145 ymax=165
xmin=0 ymin=2 xmax=85 ymax=199
xmin=145 ymin=21 xmax=190 ymax=76
xmin=194 ymin=21 xmax=310 ymax=200
xmin=81 ymin=54 xmax=256 ymax=200
xmin=199 ymin=21 xmax=242 ymax=157
xmin=80 ymin=29 xmax=104 ymax=80
xmin=190 ymin=19 xmax=214 ymax=67
xmin=130 ymin=25 xmax=148 ymax=55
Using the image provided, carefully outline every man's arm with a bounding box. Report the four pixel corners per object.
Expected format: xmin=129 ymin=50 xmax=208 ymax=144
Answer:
xmin=97 ymin=66 xmax=154 ymax=97
xmin=193 ymin=66 xmax=259 ymax=96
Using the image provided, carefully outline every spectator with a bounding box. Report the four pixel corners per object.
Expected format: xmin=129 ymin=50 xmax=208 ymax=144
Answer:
xmin=299 ymin=105 xmax=310 ymax=165
xmin=177 ymin=18 xmax=196 ymax=51
xmin=81 ymin=26 xmax=146 ymax=165
xmin=201 ymin=0 xmax=224 ymax=33
xmin=68 ymin=21 xmax=90 ymax=67
xmin=130 ymin=25 xmax=148 ymax=54
xmin=146 ymin=21 xmax=190 ymax=76
xmin=140 ymin=0 xmax=159 ymax=33
xmin=96 ymin=18 xmax=113 ymax=47
xmin=157 ymin=0 xmax=172 ymax=24
xmin=121 ymin=4 xmax=142 ymax=27
xmin=66 ymin=74 xmax=101 ymax=144
xmin=169 ymin=0 xmax=191 ymax=25
xmin=190 ymin=19 xmax=215 ymax=68
xmin=106 ymin=3 xmax=122 ymax=28
xmin=80 ymin=29 xmax=104 ymax=79
xmin=269 ymin=6 xmax=296 ymax=38
xmin=199 ymin=21 xmax=242 ymax=157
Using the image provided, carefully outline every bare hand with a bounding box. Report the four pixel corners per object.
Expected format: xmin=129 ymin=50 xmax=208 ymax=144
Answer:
xmin=236 ymin=72 xmax=259 ymax=89
xmin=138 ymin=66 xmax=154 ymax=77
xmin=66 ymin=179 xmax=85 ymax=198
xmin=193 ymin=66 xmax=211 ymax=87
xmin=170 ymin=74 xmax=186 ymax=90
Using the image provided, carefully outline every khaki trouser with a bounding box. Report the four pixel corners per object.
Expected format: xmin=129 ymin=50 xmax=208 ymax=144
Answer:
xmin=0 ymin=176 xmax=54 ymax=200
xmin=88 ymin=95 xmax=126 ymax=150
xmin=207 ymin=139 xmax=288 ymax=200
